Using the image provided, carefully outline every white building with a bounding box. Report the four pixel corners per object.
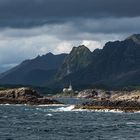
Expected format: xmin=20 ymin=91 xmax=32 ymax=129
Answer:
xmin=63 ymin=83 xmax=73 ymax=92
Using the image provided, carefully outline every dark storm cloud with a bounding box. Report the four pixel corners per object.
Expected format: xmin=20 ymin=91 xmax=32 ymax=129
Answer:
xmin=0 ymin=0 xmax=140 ymax=28
xmin=0 ymin=0 xmax=140 ymax=73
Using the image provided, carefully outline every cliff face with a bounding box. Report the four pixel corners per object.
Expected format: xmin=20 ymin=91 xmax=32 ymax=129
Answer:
xmin=56 ymin=45 xmax=93 ymax=80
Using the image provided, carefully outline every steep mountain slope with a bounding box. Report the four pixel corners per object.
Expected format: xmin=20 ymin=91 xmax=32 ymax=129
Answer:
xmin=126 ymin=34 xmax=140 ymax=44
xmin=0 ymin=53 xmax=67 ymax=86
xmin=1 ymin=34 xmax=140 ymax=89
xmin=58 ymin=34 xmax=140 ymax=89
xmin=56 ymin=45 xmax=93 ymax=80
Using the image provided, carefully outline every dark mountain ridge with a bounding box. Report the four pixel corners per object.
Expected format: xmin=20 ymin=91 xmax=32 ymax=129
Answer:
xmin=58 ymin=35 xmax=140 ymax=89
xmin=0 ymin=53 xmax=67 ymax=86
xmin=0 ymin=34 xmax=140 ymax=90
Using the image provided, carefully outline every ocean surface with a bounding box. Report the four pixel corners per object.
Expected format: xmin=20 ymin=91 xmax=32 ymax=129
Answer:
xmin=0 ymin=98 xmax=140 ymax=140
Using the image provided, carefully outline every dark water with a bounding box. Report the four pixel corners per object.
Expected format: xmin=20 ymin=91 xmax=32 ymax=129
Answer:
xmin=0 ymin=98 xmax=140 ymax=140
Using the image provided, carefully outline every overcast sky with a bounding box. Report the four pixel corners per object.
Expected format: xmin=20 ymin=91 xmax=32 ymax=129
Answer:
xmin=0 ymin=0 xmax=140 ymax=72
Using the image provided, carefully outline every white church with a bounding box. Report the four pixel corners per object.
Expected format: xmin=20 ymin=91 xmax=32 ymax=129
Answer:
xmin=63 ymin=83 xmax=73 ymax=93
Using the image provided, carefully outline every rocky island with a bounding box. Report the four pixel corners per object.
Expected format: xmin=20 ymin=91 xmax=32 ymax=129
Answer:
xmin=0 ymin=87 xmax=62 ymax=105
xmin=75 ymin=89 xmax=140 ymax=112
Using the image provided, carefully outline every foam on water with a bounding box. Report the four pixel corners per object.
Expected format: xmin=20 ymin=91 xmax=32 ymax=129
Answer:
xmin=45 ymin=114 xmax=53 ymax=116
xmin=49 ymin=105 xmax=124 ymax=113
xmin=0 ymin=104 xmax=28 ymax=106
xmin=126 ymin=122 xmax=140 ymax=125
xmin=37 ymin=104 xmax=65 ymax=107
xmin=91 ymin=109 xmax=124 ymax=113
xmin=73 ymin=108 xmax=124 ymax=113
xmin=0 ymin=103 xmax=10 ymax=106
xmin=0 ymin=103 xmax=140 ymax=113
xmin=2 ymin=116 xmax=8 ymax=118
xmin=50 ymin=105 xmax=75 ymax=112
xmin=0 ymin=100 xmax=140 ymax=140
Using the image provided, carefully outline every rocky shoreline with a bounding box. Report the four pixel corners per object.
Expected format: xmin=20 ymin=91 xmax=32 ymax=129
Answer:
xmin=75 ymin=89 xmax=140 ymax=112
xmin=1 ymin=87 xmax=140 ymax=112
xmin=0 ymin=87 xmax=62 ymax=105
xmin=75 ymin=100 xmax=140 ymax=112
xmin=51 ymin=88 xmax=140 ymax=112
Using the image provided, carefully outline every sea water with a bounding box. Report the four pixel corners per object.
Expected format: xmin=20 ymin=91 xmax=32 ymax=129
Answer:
xmin=0 ymin=98 xmax=140 ymax=140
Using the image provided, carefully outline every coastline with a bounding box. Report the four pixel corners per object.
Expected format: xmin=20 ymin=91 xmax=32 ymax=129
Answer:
xmin=0 ymin=87 xmax=62 ymax=105
xmin=74 ymin=100 xmax=140 ymax=113
xmin=1 ymin=87 xmax=140 ymax=113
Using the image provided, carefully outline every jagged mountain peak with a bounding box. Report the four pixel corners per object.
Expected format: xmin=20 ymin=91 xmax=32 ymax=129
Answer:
xmin=56 ymin=45 xmax=93 ymax=79
xmin=71 ymin=45 xmax=91 ymax=53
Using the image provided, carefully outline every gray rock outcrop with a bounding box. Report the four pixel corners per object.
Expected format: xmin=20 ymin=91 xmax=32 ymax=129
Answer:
xmin=0 ymin=87 xmax=61 ymax=105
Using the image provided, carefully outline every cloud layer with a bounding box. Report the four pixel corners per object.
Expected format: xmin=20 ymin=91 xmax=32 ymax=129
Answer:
xmin=0 ymin=0 xmax=140 ymax=72
xmin=0 ymin=0 xmax=140 ymax=28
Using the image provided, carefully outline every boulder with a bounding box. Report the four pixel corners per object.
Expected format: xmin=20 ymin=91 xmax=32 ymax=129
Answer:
xmin=77 ymin=89 xmax=111 ymax=99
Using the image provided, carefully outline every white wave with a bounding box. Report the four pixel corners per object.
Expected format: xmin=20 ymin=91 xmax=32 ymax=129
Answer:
xmin=34 ymin=113 xmax=38 ymax=115
xmin=73 ymin=108 xmax=124 ymax=113
xmin=134 ymin=110 xmax=140 ymax=113
xmin=0 ymin=104 xmax=28 ymax=106
xmin=45 ymin=114 xmax=53 ymax=116
xmin=49 ymin=105 xmax=125 ymax=113
xmin=0 ymin=103 xmax=10 ymax=106
xmin=126 ymin=122 xmax=140 ymax=125
xmin=91 ymin=109 xmax=124 ymax=113
xmin=50 ymin=105 xmax=75 ymax=112
xmin=36 ymin=108 xmax=42 ymax=111
xmin=0 ymin=103 xmax=139 ymax=113
xmin=37 ymin=104 xmax=65 ymax=107
xmin=0 ymin=104 xmax=65 ymax=107
xmin=2 ymin=116 xmax=8 ymax=118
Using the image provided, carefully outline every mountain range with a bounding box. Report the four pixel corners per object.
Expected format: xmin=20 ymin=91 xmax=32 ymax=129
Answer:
xmin=0 ymin=34 xmax=140 ymax=90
